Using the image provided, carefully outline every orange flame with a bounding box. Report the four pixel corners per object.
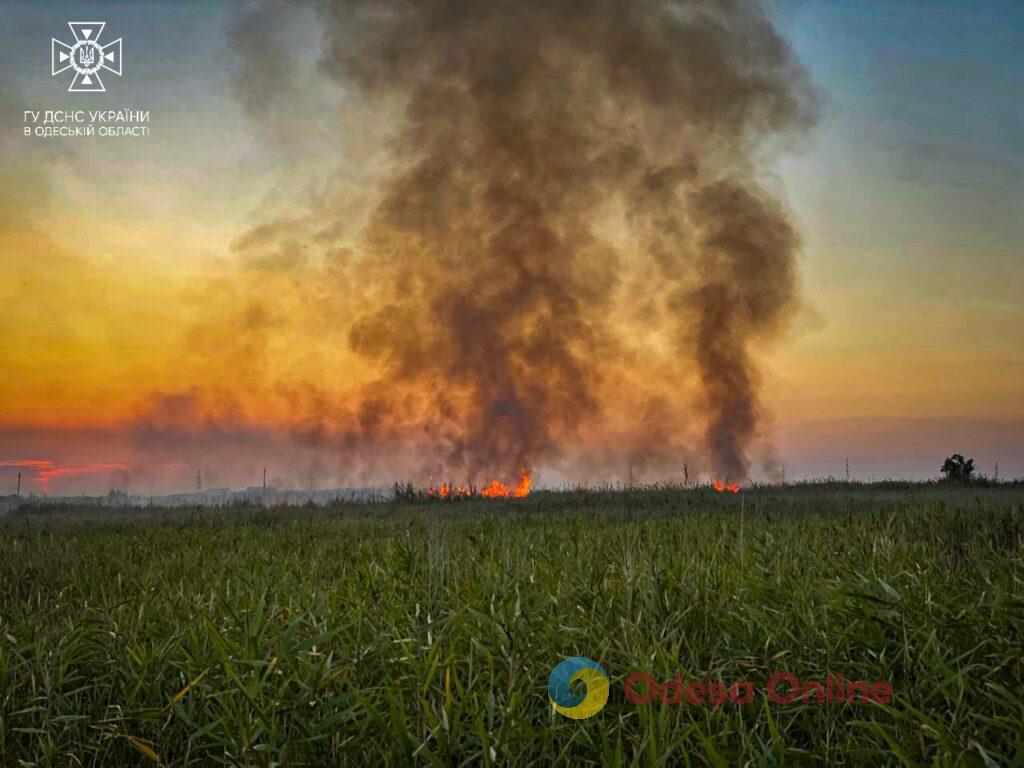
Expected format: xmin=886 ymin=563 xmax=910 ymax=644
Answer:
xmin=712 ymin=480 xmax=740 ymax=493
xmin=479 ymin=480 xmax=508 ymax=497
xmin=480 ymin=469 xmax=532 ymax=498
xmin=426 ymin=470 xmax=531 ymax=499
xmin=428 ymin=481 xmax=473 ymax=499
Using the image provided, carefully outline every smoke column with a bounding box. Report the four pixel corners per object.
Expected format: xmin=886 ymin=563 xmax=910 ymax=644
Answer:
xmin=225 ymin=0 xmax=815 ymax=485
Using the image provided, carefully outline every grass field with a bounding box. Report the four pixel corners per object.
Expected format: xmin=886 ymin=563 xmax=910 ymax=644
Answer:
xmin=1 ymin=484 xmax=1023 ymax=766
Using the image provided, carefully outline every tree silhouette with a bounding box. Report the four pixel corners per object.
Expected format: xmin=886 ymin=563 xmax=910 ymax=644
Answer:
xmin=940 ymin=454 xmax=975 ymax=484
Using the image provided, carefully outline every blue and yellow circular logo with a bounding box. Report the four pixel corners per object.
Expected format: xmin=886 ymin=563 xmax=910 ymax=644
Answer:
xmin=548 ymin=657 xmax=609 ymax=719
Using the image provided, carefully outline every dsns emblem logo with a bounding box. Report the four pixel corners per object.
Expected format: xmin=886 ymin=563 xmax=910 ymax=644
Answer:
xmin=52 ymin=22 xmax=122 ymax=93
xmin=548 ymin=657 xmax=609 ymax=719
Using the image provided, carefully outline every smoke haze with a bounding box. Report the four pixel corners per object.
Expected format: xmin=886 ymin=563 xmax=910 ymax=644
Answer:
xmin=195 ymin=0 xmax=816 ymax=487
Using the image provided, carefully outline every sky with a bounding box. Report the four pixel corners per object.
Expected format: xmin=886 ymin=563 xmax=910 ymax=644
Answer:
xmin=0 ymin=0 xmax=1021 ymax=493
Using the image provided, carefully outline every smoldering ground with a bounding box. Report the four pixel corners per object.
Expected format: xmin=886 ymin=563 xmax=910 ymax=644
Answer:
xmin=182 ymin=0 xmax=817 ymax=487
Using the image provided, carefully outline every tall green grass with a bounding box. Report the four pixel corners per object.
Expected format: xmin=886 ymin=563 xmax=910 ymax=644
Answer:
xmin=1 ymin=485 xmax=1022 ymax=765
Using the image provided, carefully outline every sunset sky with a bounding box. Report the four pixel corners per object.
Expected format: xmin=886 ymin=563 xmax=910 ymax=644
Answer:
xmin=1 ymin=0 xmax=1021 ymax=493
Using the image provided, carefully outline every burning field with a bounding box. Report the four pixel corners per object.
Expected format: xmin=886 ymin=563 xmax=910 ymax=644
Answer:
xmin=429 ymin=469 xmax=532 ymax=500
xmin=3 ymin=0 xmax=1021 ymax=765
xmin=143 ymin=0 xmax=819 ymax=495
xmin=0 ymin=0 xmax=818 ymax=498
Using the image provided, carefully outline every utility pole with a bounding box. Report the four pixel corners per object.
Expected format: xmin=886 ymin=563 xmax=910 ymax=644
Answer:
xmin=683 ymin=461 xmax=689 ymax=487
xmin=845 ymin=457 xmax=850 ymax=483
xmin=994 ymin=462 xmax=999 ymax=483
xmin=16 ymin=472 xmax=21 ymax=496
xmin=263 ymin=468 xmax=267 ymax=489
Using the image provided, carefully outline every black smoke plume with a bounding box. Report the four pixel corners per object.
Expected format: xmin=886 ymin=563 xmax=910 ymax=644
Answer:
xmin=223 ymin=0 xmax=815 ymax=484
